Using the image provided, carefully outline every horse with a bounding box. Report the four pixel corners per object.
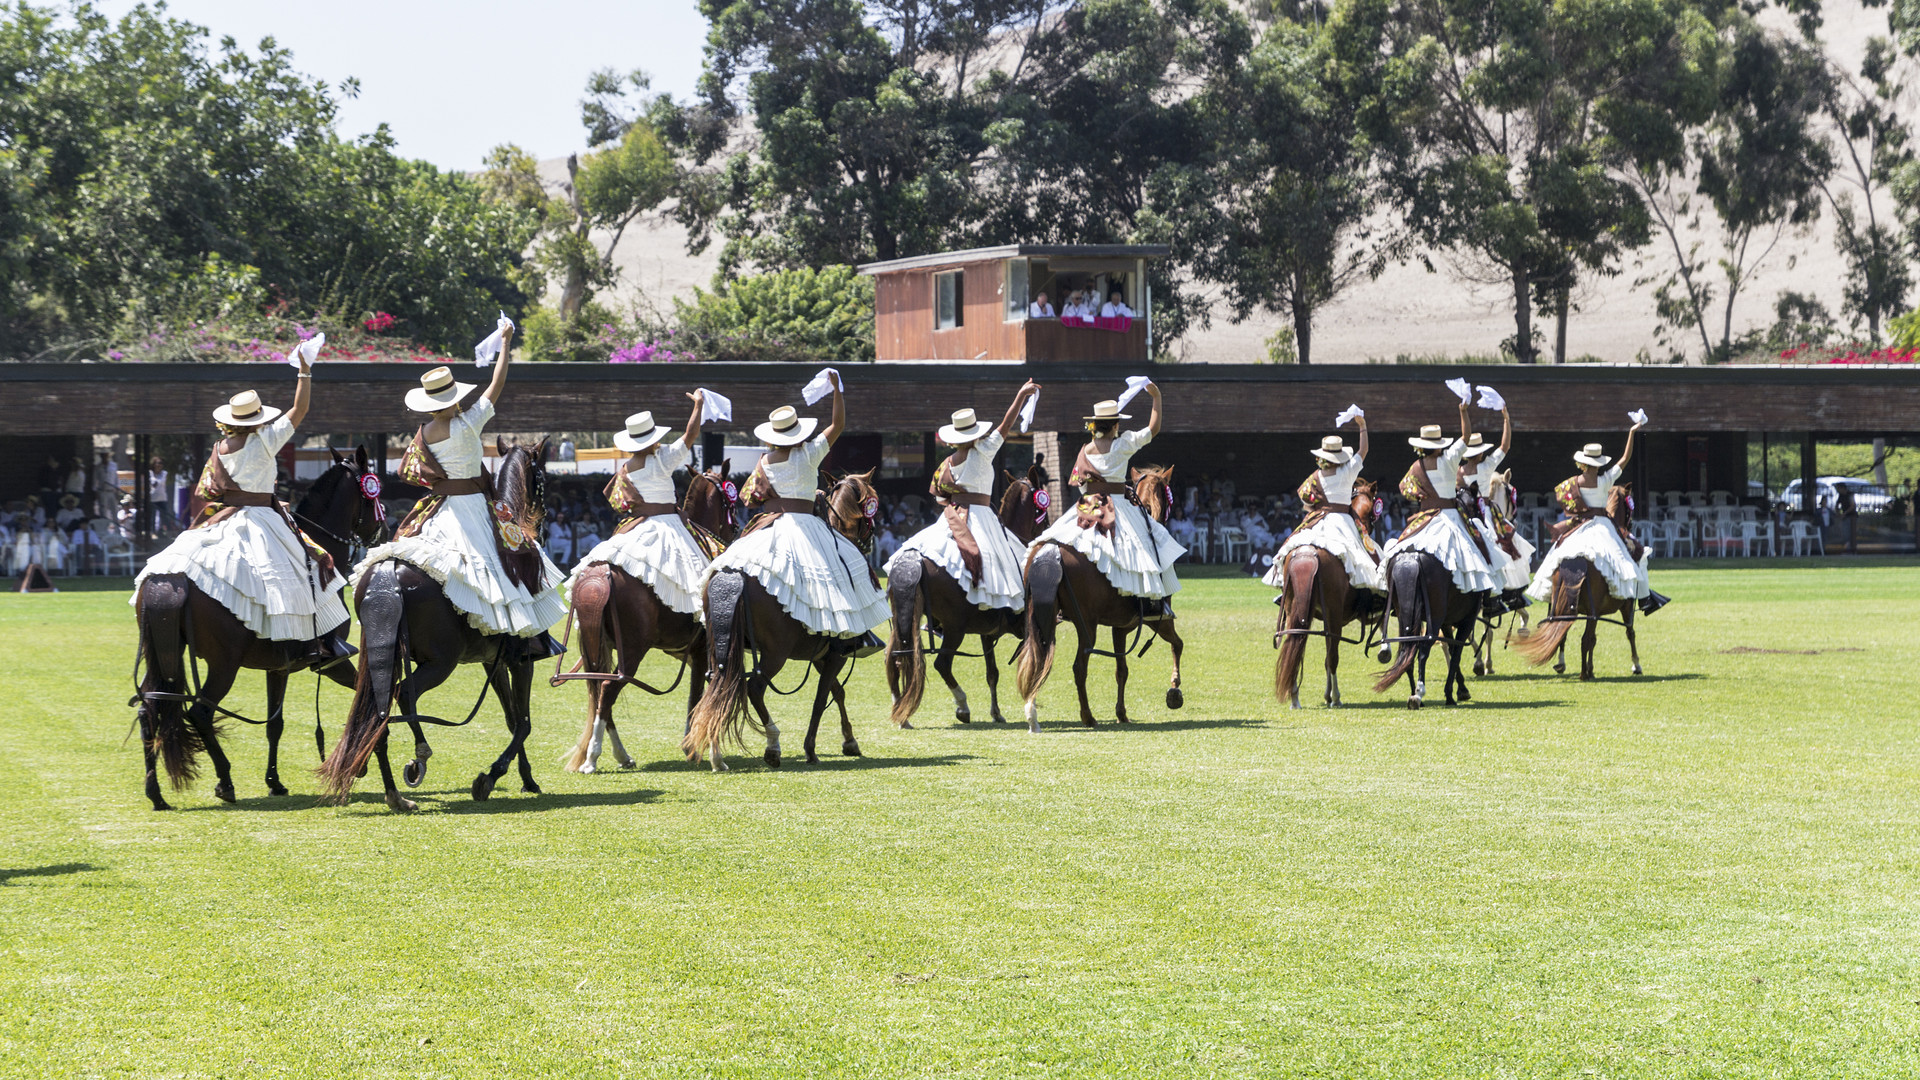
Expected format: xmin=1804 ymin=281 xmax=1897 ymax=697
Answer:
xmin=1371 ymin=523 xmax=1489 ymax=710
xmin=682 ymin=470 xmax=883 ymax=771
xmin=1015 ymin=464 xmax=1186 ymax=732
xmin=1272 ymin=480 xmax=1382 ymax=709
xmin=885 ymin=460 xmax=1051 ymax=727
xmin=131 ymin=446 xmax=384 ymax=810
xmin=558 ymin=467 xmax=739 ymax=773
xmin=318 ymin=438 xmax=552 ymax=813
xmin=1515 ymin=483 xmax=1642 ymax=679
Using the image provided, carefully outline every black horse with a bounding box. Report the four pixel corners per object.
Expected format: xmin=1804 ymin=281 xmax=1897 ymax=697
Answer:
xmin=1372 ymin=550 xmax=1485 ymax=709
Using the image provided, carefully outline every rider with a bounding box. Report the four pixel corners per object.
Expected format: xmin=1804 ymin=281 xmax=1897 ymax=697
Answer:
xmin=1030 ymin=385 xmax=1185 ymax=619
xmin=888 ymin=380 xmax=1041 ymax=611
xmin=132 ymin=361 xmax=351 ymax=666
xmin=1526 ymin=419 xmax=1670 ymax=615
xmin=1378 ymin=394 xmax=1499 ymax=606
xmin=566 ymin=393 xmax=715 ymax=614
xmin=700 ymin=371 xmax=888 ymax=651
xmin=353 ymin=338 xmax=566 ymax=656
xmin=1456 ymin=402 xmax=1534 ymax=614
xmin=1262 ymin=413 xmax=1384 ymax=615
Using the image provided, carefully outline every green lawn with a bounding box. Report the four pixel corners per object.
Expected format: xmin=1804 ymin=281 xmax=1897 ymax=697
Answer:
xmin=2 ymin=565 xmax=1916 ymax=1077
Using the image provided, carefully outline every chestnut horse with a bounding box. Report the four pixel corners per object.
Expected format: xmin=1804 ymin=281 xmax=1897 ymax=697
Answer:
xmin=682 ymin=470 xmax=883 ymax=771
xmin=1272 ymin=480 xmax=1382 ymax=708
xmin=131 ymin=447 xmax=384 ymax=809
xmin=1015 ymin=464 xmax=1186 ymax=731
xmin=558 ymin=467 xmax=739 ymax=772
xmin=319 ymin=439 xmax=552 ymax=813
xmin=1515 ymin=483 xmax=1642 ymax=679
xmin=885 ymin=460 xmax=1051 ymax=727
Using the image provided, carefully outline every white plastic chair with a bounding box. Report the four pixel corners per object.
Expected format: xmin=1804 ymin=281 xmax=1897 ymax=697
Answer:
xmin=1658 ymin=519 xmax=1694 ymax=558
xmin=1633 ymin=520 xmax=1658 ymax=555
xmin=102 ymin=532 xmax=137 ymax=574
xmin=1725 ymin=521 xmax=1758 ymax=557
xmin=1787 ymin=520 xmax=1825 ymax=556
xmin=1190 ymin=523 xmax=1211 ymax=564
xmin=1218 ymin=525 xmax=1249 ymax=564
xmin=1754 ymin=520 xmax=1776 ymax=557
xmin=1709 ymin=490 xmax=1734 ymax=507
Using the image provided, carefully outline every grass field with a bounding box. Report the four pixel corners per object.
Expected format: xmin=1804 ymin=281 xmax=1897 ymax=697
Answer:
xmin=3 ymin=564 xmax=1917 ymax=1078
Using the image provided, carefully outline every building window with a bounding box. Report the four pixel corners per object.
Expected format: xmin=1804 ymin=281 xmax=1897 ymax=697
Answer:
xmin=935 ymin=270 xmax=963 ymax=330
xmin=1005 ymin=258 xmax=1028 ymax=322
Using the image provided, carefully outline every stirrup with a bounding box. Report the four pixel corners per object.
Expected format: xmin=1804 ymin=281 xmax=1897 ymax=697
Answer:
xmin=1502 ymin=589 xmax=1531 ymax=612
xmin=1137 ymin=596 xmax=1174 ymax=622
xmin=1479 ymin=593 xmax=1505 ymax=619
xmin=849 ymin=630 xmax=884 ymax=659
xmin=1637 ymin=591 xmax=1671 ymax=616
xmin=509 ymin=631 xmax=564 ymax=662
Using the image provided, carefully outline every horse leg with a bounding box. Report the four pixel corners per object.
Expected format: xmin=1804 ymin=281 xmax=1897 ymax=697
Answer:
xmin=828 ymin=656 xmax=859 ymax=757
xmin=1624 ymin=608 xmax=1643 ymax=676
xmin=933 ymin=634 xmax=965 ymax=725
xmin=511 ymin=661 xmax=540 ymax=793
xmin=983 ymin=633 xmax=1007 ymax=724
xmin=747 ymin=669 xmax=781 ymax=769
xmin=372 ymin=728 xmax=414 ymax=814
xmin=803 ymin=655 xmax=834 ymax=765
xmin=600 ymin=679 xmax=638 ymax=770
xmin=1447 ymin=616 xmax=1472 ymax=705
xmin=1111 ymin=625 xmax=1131 ymax=725
xmin=264 ymin=669 xmax=290 ymax=796
xmin=400 ymin=719 xmax=433 ymax=788
xmin=1325 ymin=625 xmax=1340 ymax=707
xmin=1153 ymin=619 xmax=1185 ymax=710
xmin=1553 ymin=637 xmax=1567 ymax=675
xmin=188 ymin=662 xmax=239 ymax=803
xmin=1580 ymin=613 xmax=1599 ymax=682
xmin=136 ymin=703 xmax=169 ymax=811
xmin=394 ymin=655 xmax=458 ymax=787
xmin=1071 ymin=621 xmax=1097 ymax=726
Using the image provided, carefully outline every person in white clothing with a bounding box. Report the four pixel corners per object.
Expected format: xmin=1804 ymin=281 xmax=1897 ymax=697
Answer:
xmin=566 ymin=395 xmax=714 ymax=615
xmin=1263 ymin=418 xmax=1385 ymax=604
xmin=352 ymin=349 xmax=568 ymax=653
xmin=1456 ymin=405 xmax=1535 ymax=613
xmin=1030 ymin=388 xmax=1186 ymax=617
xmin=889 ymin=380 xmax=1041 ymax=611
xmin=1526 ymin=422 xmax=1669 ymax=615
xmin=132 ymin=363 xmax=351 ymax=662
xmin=1028 ymin=293 xmax=1055 ymax=318
xmin=1377 ymin=398 xmax=1499 ymax=601
xmin=1099 ymin=290 xmax=1135 ymax=318
xmin=699 ymin=373 xmax=888 ymax=648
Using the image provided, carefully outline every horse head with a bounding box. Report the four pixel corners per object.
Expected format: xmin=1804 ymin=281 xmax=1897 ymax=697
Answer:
xmin=492 ymin=436 xmax=549 ymax=544
xmin=825 ymin=468 xmax=879 ymax=552
xmin=296 ymin=444 xmax=386 ymax=564
xmin=684 ymin=465 xmax=740 ymax=545
xmin=1607 ymin=480 xmax=1633 ymax=529
xmin=1351 ymin=478 xmax=1378 ymax=531
xmin=1129 ymin=464 xmax=1175 ymax=524
xmin=1488 ymin=468 xmax=1514 ymax=517
xmin=998 ymin=459 xmax=1054 ymax=544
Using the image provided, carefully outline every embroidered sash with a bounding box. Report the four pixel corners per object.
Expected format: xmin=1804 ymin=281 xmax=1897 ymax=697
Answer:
xmin=931 ymin=459 xmax=990 ymax=581
xmin=1395 ymin=461 xmax=1489 ymax=560
xmin=393 ymin=424 xmax=544 ymax=590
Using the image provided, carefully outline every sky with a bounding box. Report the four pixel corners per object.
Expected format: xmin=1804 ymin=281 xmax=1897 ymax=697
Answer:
xmin=96 ymin=0 xmax=711 ymax=170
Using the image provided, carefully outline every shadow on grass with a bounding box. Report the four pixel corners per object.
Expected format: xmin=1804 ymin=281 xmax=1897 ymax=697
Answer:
xmin=639 ymin=753 xmax=981 ymax=773
xmin=1030 ymin=717 xmax=1272 ymax=732
xmin=2 ymin=862 xmax=103 ymax=885
xmin=1313 ymin=698 xmax=1573 ymax=710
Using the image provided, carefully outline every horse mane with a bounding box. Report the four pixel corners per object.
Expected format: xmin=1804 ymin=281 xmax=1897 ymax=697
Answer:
xmin=1607 ymin=481 xmax=1633 ymax=529
xmin=824 ymin=468 xmax=878 ymax=549
xmin=1351 ymin=478 xmax=1378 ymax=530
xmin=1129 ymin=464 xmax=1174 ymax=524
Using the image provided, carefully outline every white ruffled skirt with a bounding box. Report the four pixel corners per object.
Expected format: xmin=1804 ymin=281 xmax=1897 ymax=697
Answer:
xmin=1379 ymin=508 xmax=1498 ymax=595
xmin=1030 ymin=498 xmax=1185 ymax=599
xmin=352 ymin=492 xmax=567 ymax=637
xmin=133 ymin=506 xmax=349 ymax=641
xmin=889 ymin=506 xmax=1027 ymax=610
xmin=566 ymin=516 xmax=710 ymax=616
xmin=1527 ymin=517 xmax=1648 ymax=602
xmin=1471 ymin=515 xmax=1537 ymax=592
xmin=700 ymin=512 xmax=888 ymax=637
xmin=1264 ymin=513 xmax=1385 ymax=592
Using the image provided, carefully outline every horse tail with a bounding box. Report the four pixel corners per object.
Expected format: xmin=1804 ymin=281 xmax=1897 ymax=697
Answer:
xmin=562 ymin=564 xmax=613 ymax=772
xmin=683 ymin=570 xmax=755 ymax=760
xmin=135 ymin=575 xmax=204 ymax=790
xmin=1372 ymin=555 xmax=1424 ymax=692
xmin=319 ymin=561 xmax=403 ymax=800
xmin=886 ymin=557 xmax=926 ymax=727
xmin=1274 ymin=552 xmax=1315 ymax=704
xmin=1516 ymin=564 xmax=1581 ymax=666
xmin=1016 ymin=544 xmax=1061 ymax=700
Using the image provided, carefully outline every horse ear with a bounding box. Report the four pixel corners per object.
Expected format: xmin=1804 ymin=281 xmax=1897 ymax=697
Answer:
xmin=330 ymin=446 xmax=347 ymax=466
xmin=535 ymin=436 xmax=551 ymax=461
xmin=496 ymin=435 xmax=509 ymax=458
xmin=355 ymin=444 xmax=370 ymax=469
xmin=1130 ymin=467 xmax=1143 ymax=482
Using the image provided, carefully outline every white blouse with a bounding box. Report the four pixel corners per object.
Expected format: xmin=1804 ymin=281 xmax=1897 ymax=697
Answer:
xmin=428 ymin=398 xmax=494 ymax=480
xmin=1424 ymin=439 xmax=1469 ymax=499
xmin=1317 ymin=453 xmax=1366 ymax=504
xmin=761 ymin=435 xmax=830 ymax=499
xmin=1459 ymin=445 xmax=1505 ymax=486
xmin=1081 ymin=428 xmax=1151 ymax=483
xmin=220 ymin=416 xmax=298 ymax=493
xmin=1578 ymin=464 xmax=1624 ymax=508
xmin=625 ymin=439 xmax=692 ymax=503
xmin=943 ymin=431 xmax=1003 ymax=494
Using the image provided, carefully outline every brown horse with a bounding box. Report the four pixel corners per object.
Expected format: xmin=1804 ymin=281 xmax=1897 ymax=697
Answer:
xmin=1273 ymin=480 xmax=1382 ymax=709
xmin=885 ymin=460 xmax=1051 ymax=727
xmin=318 ymin=439 xmax=552 ymax=813
xmin=558 ymin=467 xmax=739 ymax=772
xmin=682 ymin=470 xmax=883 ymax=771
xmin=1015 ymin=464 xmax=1186 ymax=731
xmin=132 ymin=447 xmax=384 ymax=809
xmin=1515 ymin=483 xmax=1642 ymax=679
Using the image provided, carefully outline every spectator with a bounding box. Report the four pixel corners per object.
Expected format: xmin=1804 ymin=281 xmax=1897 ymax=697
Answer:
xmin=545 ymin=514 xmax=575 ymax=565
xmin=1837 ymin=482 xmax=1857 ymax=555
xmin=62 ymin=456 xmax=88 ymax=495
xmin=557 ymin=437 xmax=577 ymax=462
xmin=147 ymin=455 xmax=174 ymax=531
xmin=874 ymin=523 xmax=902 ymax=565
xmin=93 ymin=450 xmax=122 ymax=518
xmin=1100 ymin=289 xmax=1135 ymax=318
xmin=55 ymin=494 xmax=86 ymax=529
xmin=1028 ymin=291 xmax=1056 ymax=318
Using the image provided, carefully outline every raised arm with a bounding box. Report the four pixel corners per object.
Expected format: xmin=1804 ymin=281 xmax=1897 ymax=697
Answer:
xmin=822 ymin=371 xmax=846 ymax=446
xmin=997 ymin=379 xmax=1040 ymax=437
xmin=1497 ymin=406 xmax=1511 ymax=456
xmin=1458 ymin=398 xmax=1472 ymax=442
xmin=1616 ymin=419 xmax=1643 ymax=473
xmin=681 ymin=391 xmax=705 ymax=446
xmin=482 ymin=326 xmax=514 ymax=405
xmin=288 ymin=355 xmax=313 ymax=427
xmin=1146 ymin=382 xmax=1163 ymax=438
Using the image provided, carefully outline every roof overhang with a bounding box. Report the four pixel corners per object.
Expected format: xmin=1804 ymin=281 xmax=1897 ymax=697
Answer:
xmin=857 ymin=244 xmax=1171 ymax=275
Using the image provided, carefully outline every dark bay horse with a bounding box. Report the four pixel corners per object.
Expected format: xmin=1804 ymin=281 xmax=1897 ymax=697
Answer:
xmin=319 ymin=439 xmax=552 ymax=813
xmin=683 ymin=470 xmax=883 ymax=770
xmin=559 ymin=467 xmax=739 ymax=772
xmin=885 ymin=460 xmax=1050 ymax=727
xmin=1273 ymin=480 xmax=1381 ymax=709
xmin=1015 ymin=464 xmax=1186 ymax=731
xmin=132 ymin=447 xmax=384 ymax=809
xmin=1372 ymin=525 xmax=1490 ymax=710
xmin=1515 ymin=483 xmax=1642 ymax=679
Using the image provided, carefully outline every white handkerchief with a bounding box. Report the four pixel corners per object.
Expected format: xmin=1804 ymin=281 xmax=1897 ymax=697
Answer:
xmin=697 ymin=388 xmax=733 ymax=424
xmin=474 ymin=311 xmax=514 ymax=368
xmin=802 ymin=367 xmax=840 ymax=405
xmin=1629 ymin=408 xmax=1648 ymax=425
xmin=1475 ymin=385 xmax=1506 ymax=411
xmin=1445 ymin=377 xmax=1472 ymax=403
xmin=289 ymin=332 xmax=325 ymax=368
xmin=1334 ymin=404 xmax=1364 ymax=427
xmin=1019 ymin=389 xmax=1039 ymax=433
xmin=1116 ymin=375 xmax=1153 ymax=412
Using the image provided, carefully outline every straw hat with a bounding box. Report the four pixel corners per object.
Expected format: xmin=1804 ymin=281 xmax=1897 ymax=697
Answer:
xmin=212 ymin=389 xmax=282 ymax=428
xmin=1573 ymin=442 xmax=1612 ymax=467
xmin=754 ymin=405 xmax=818 ymax=447
xmin=1460 ymin=432 xmax=1493 ymax=458
xmin=613 ymin=411 xmax=669 ymax=453
xmin=938 ymin=407 xmax=994 ymax=445
xmin=1407 ymin=424 xmax=1454 ymax=451
xmin=1083 ymin=399 xmax=1131 ymax=422
xmin=404 ymin=366 xmax=477 ymax=413
xmin=1311 ymin=436 xmax=1352 ymax=465
xmin=59 ymin=493 xmax=79 ymax=509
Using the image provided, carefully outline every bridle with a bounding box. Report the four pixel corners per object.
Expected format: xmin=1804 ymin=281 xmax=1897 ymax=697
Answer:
xmin=825 ymin=477 xmax=878 ymax=553
xmin=295 ymin=462 xmax=385 ymax=566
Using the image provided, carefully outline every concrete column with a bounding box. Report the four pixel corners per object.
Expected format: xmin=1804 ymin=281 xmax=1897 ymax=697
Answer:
xmin=1032 ymin=430 xmax=1063 ymax=523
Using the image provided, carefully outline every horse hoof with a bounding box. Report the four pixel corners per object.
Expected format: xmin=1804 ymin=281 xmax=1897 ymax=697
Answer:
xmin=992 ymin=715 xmax=1007 ymax=724
xmin=1408 ymin=697 xmax=1423 ymax=711
xmin=1580 ymin=672 xmax=1595 ymax=682
xmin=806 ymin=752 xmax=820 ymax=765
xmin=1553 ymin=663 xmax=1565 ymax=675
xmin=213 ymin=780 xmax=236 ymax=804
xmin=764 ymin=749 xmax=782 ymax=770
xmin=521 ymin=781 xmax=542 ymax=795
xmin=955 ymin=709 xmax=970 ymax=724
xmin=1082 ymin=717 xmax=1098 ymax=727
xmin=150 ymin=799 xmax=172 ymax=812
xmin=403 ymin=758 xmax=428 ymax=788
xmin=900 ymin=720 xmax=913 ymax=730
xmin=1632 ymin=666 xmax=1643 ymax=676
xmin=472 ymin=772 xmax=496 ymax=801
xmin=266 ymin=780 xmax=289 ymax=797
xmin=618 ymin=759 xmax=637 ymax=771
xmin=355 ymin=763 xmax=368 ymax=779
xmin=1472 ymin=662 xmax=1485 ymax=676
xmin=384 ymin=792 xmax=417 ymax=814
xmin=1376 ymin=648 xmax=1392 ymax=664
xmin=1165 ymin=687 xmax=1184 ymax=710
xmin=1116 ymin=715 xmax=1132 ymax=725
xmin=1457 ymin=687 xmax=1472 ymax=703
xmin=578 ymin=763 xmax=596 ymax=775
xmin=843 ymin=740 xmax=862 ymax=757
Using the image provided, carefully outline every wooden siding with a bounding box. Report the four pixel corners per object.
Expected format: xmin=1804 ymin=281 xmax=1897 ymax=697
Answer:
xmin=1024 ymin=318 xmax=1149 ymax=363
xmin=873 ymin=263 xmax=1026 ymax=362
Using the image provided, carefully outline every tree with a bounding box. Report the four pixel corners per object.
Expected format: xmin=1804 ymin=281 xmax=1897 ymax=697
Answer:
xmin=1819 ymin=37 xmax=1912 ymax=345
xmin=673 ymin=264 xmax=875 ymax=363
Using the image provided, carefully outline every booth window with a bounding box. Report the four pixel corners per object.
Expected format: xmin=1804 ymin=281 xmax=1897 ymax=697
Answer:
xmin=1004 ymin=259 xmax=1028 ymax=322
xmin=935 ymin=270 xmax=964 ymax=330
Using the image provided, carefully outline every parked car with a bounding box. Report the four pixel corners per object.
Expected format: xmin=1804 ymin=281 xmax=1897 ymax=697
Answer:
xmin=1781 ymin=476 xmax=1893 ymax=513
xmin=1747 ymin=480 xmax=1777 ymax=503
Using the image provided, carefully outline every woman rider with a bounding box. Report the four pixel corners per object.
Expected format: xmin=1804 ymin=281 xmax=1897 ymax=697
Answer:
xmin=1456 ymin=400 xmax=1535 ymax=615
xmin=565 ymin=392 xmax=716 ymax=614
xmin=1377 ymin=392 xmax=1499 ymax=605
xmin=1262 ymin=411 xmax=1384 ymax=614
xmin=1526 ymin=418 xmax=1670 ymax=615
